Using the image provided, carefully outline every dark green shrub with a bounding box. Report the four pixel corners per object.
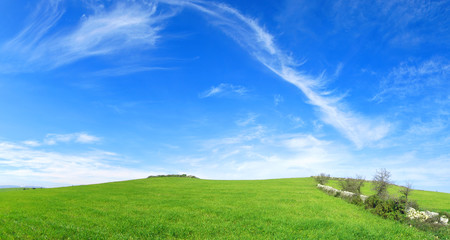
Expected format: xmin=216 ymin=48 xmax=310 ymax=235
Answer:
xmin=365 ymin=195 xmax=406 ymax=220
xmin=349 ymin=195 xmax=363 ymax=206
xmin=365 ymin=195 xmax=382 ymax=209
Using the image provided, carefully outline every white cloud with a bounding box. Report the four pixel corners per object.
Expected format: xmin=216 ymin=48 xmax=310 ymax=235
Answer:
xmin=282 ymin=135 xmax=329 ymax=150
xmin=44 ymin=133 xmax=100 ymax=145
xmin=22 ymin=140 xmax=41 ymax=147
xmin=75 ymin=133 xmax=101 ymax=144
xmin=22 ymin=133 xmax=101 ymax=146
xmin=0 ymin=140 xmax=153 ymax=187
xmin=177 ymin=129 xmax=353 ymax=180
xmin=170 ymin=126 xmax=449 ymax=192
xmin=1 ymin=1 xmax=173 ymax=71
xmin=199 ymin=83 xmax=248 ymax=98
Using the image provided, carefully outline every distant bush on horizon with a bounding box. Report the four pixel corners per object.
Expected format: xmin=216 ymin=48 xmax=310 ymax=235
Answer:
xmin=147 ymin=174 xmax=198 ymax=179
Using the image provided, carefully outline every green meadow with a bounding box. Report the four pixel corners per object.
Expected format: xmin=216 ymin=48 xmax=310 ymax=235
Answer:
xmin=0 ymin=177 xmax=448 ymax=239
xmin=327 ymin=180 xmax=450 ymax=213
xmin=0 ymin=188 xmax=23 ymax=193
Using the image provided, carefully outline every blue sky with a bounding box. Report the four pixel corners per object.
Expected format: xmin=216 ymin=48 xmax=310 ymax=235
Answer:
xmin=0 ymin=0 xmax=449 ymax=192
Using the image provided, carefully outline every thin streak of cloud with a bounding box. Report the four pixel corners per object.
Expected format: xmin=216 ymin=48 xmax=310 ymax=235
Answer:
xmin=199 ymin=83 xmax=248 ymax=98
xmin=92 ymin=65 xmax=173 ymax=77
xmin=235 ymin=113 xmax=258 ymax=126
xmin=333 ymin=63 xmax=343 ymax=78
xmin=3 ymin=0 xmax=65 ymax=54
xmin=167 ymin=0 xmax=390 ymax=147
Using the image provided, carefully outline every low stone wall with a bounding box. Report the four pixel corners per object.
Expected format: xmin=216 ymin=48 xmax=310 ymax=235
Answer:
xmin=317 ymin=184 xmax=368 ymax=202
xmin=406 ymin=207 xmax=448 ymax=225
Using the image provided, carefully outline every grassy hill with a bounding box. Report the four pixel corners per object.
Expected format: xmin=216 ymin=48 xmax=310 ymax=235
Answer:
xmin=0 ymin=177 xmax=447 ymax=239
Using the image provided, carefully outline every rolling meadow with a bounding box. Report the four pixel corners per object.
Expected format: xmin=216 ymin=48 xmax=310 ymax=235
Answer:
xmin=1 ymin=177 xmax=448 ymax=239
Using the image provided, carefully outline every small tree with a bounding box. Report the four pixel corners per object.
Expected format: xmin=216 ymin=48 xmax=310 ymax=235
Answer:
xmin=339 ymin=175 xmax=365 ymax=194
xmin=399 ymin=182 xmax=413 ymax=201
xmin=372 ymin=168 xmax=391 ymax=199
xmin=313 ymin=173 xmax=331 ymax=185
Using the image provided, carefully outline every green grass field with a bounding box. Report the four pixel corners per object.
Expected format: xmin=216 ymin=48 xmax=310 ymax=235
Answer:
xmin=327 ymin=180 xmax=450 ymax=213
xmin=0 ymin=177 xmax=447 ymax=239
xmin=0 ymin=188 xmax=23 ymax=193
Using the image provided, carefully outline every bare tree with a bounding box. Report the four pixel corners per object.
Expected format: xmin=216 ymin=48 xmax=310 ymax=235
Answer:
xmin=399 ymin=182 xmax=413 ymax=201
xmin=372 ymin=168 xmax=391 ymax=199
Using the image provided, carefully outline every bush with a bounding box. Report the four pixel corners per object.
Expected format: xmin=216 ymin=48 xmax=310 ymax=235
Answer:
xmin=338 ymin=175 xmax=365 ymax=194
xmin=313 ymin=173 xmax=330 ymax=185
xmin=365 ymin=195 xmax=383 ymax=209
xmin=365 ymin=195 xmax=406 ymax=221
xmin=349 ymin=195 xmax=364 ymax=206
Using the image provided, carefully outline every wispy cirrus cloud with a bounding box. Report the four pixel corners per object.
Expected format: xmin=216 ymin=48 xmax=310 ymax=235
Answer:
xmin=1 ymin=0 xmax=173 ymax=71
xmin=92 ymin=65 xmax=173 ymax=77
xmin=165 ymin=0 xmax=390 ymax=147
xmin=332 ymin=0 xmax=450 ymax=47
xmin=373 ymin=58 xmax=450 ymax=102
xmin=407 ymin=118 xmax=448 ymax=136
xmin=199 ymin=83 xmax=248 ymax=98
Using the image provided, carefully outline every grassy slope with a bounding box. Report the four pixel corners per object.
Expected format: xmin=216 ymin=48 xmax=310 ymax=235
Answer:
xmin=0 ymin=188 xmax=23 ymax=193
xmin=327 ymin=180 xmax=450 ymax=213
xmin=0 ymin=178 xmax=442 ymax=239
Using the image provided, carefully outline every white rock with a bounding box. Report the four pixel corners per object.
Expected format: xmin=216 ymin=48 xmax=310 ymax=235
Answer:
xmin=440 ymin=216 xmax=448 ymax=225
